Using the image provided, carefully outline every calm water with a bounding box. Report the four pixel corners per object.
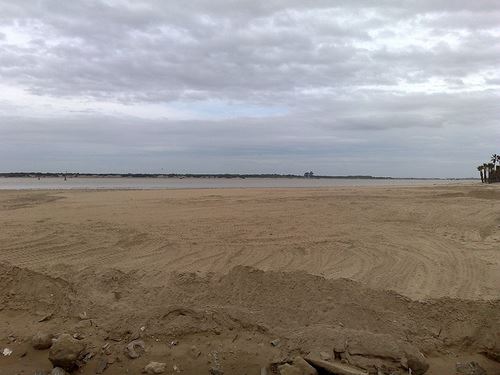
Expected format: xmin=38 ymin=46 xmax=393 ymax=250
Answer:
xmin=0 ymin=177 xmax=473 ymax=190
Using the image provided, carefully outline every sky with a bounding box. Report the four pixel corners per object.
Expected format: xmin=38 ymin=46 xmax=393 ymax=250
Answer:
xmin=0 ymin=1 xmax=499 ymax=177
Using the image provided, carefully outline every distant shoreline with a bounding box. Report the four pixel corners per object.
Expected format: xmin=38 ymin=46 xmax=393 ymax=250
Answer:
xmin=0 ymin=172 xmax=476 ymax=180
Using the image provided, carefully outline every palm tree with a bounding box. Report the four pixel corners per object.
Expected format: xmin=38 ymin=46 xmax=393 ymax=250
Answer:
xmin=483 ymin=163 xmax=489 ymax=183
xmin=487 ymin=163 xmax=495 ymax=183
xmin=493 ymin=155 xmax=500 ymax=182
xmin=477 ymin=165 xmax=484 ymax=183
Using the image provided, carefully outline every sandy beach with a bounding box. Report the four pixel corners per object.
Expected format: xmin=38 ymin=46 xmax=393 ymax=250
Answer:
xmin=1 ymin=184 xmax=499 ymax=374
xmin=1 ymin=184 xmax=499 ymax=300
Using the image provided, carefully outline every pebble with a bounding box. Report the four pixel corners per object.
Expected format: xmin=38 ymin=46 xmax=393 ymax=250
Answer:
xmin=74 ymin=319 xmax=92 ymax=330
xmin=270 ymin=339 xmax=280 ymax=347
xmin=189 ymin=345 xmax=202 ymax=358
xmin=95 ymin=357 xmax=109 ymax=374
xmin=124 ymin=339 xmax=145 ymax=359
xmin=38 ymin=313 xmax=53 ymax=322
xmin=209 ymin=368 xmax=224 ymax=375
xmin=51 ymin=368 xmax=69 ymax=375
xmin=144 ymin=361 xmax=167 ymax=374
xmin=293 ymin=357 xmax=317 ymax=375
xmin=277 ymin=364 xmax=302 ymax=375
xmin=78 ymin=312 xmax=88 ymax=320
xmin=32 ymin=332 xmax=54 ymax=350
xmin=73 ymin=333 xmax=85 ymax=340
xmin=82 ymin=351 xmax=94 ymax=363
xmin=319 ymin=351 xmax=332 ymax=361
xmin=456 ymin=361 xmax=487 ymax=375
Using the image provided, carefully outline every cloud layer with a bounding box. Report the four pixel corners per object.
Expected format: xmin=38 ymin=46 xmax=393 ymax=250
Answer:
xmin=1 ymin=0 xmax=499 ymax=176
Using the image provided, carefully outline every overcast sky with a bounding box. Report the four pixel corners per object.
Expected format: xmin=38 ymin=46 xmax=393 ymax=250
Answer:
xmin=1 ymin=1 xmax=499 ymax=177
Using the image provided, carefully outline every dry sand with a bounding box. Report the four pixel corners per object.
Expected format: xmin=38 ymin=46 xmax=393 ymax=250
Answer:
xmin=0 ymin=184 xmax=499 ymax=374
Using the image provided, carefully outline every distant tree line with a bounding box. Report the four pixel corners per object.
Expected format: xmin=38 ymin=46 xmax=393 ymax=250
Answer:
xmin=0 ymin=172 xmax=396 ymax=180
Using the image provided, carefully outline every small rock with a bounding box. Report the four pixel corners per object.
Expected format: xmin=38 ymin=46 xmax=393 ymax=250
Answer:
xmin=2 ymin=347 xmax=12 ymax=356
xmin=73 ymin=333 xmax=85 ymax=340
xmin=173 ymin=364 xmax=180 ymax=372
xmin=278 ymin=364 xmax=302 ymax=375
xmin=95 ymin=357 xmax=109 ymax=374
xmin=51 ymin=368 xmax=68 ymax=375
xmin=405 ymin=352 xmax=430 ymax=375
xmin=456 ymin=361 xmax=487 ymax=375
xmin=38 ymin=313 xmax=53 ymax=322
xmin=319 ymin=351 xmax=332 ymax=361
xmin=78 ymin=312 xmax=88 ymax=320
xmin=189 ymin=345 xmax=202 ymax=358
xmin=74 ymin=319 xmax=92 ymax=330
xmin=32 ymin=332 xmax=54 ymax=350
xmin=101 ymin=342 xmax=112 ymax=355
xmin=293 ymin=356 xmax=317 ymax=375
xmin=82 ymin=351 xmax=94 ymax=363
xmin=124 ymin=339 xmax=145 ymax=359
xmin=129 ymin=330 xmax=141 ymax=341
xmin=48 ymin=334 xmax=87 ymax=371
xmin=270 ymin=339 xmax=281 ymax=347
xmin=209 ymin=368 xmax=224 ymax=375
xmin=144 ymin=361 xmax=167 ymax=374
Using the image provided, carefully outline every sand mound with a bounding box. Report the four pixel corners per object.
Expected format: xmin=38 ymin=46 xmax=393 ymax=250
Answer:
xmin=0 ymin=263 xmax=498 ymax=374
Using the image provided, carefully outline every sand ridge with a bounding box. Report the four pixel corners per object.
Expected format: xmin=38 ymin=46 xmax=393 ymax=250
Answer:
xmin=0 ymin=262 xmax=499 ymax=374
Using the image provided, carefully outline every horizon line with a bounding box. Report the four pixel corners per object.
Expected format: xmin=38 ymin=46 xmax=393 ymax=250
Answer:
xmin=0 ymin=172 xmax=478 ymax=180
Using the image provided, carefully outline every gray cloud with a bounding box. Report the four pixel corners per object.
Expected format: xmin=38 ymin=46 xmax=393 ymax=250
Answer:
xmin=0 ymin=0 xmax=499 ymax=177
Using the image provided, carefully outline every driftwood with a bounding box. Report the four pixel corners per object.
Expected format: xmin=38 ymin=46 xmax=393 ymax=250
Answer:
xmin=304 ymin=357 xmax=367 ymax=375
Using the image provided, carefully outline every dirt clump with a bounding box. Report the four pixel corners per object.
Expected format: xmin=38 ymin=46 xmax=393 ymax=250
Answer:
xmin=48 ymin=334 xmax=87 ymax=371
xmin=0 ymin=262 xmax=498 ymax=374
xmin=32 ymin=331 xmax=54 ymax=350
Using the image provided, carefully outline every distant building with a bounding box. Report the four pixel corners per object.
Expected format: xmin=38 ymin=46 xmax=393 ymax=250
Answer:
xmin=304 ymin=171 xmax=314 ymax=178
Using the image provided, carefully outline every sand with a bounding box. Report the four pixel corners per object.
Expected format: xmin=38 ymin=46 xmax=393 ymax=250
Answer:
xmin=0 ymin=184 xmax=499 ymax=374
xmin=1 ymin=184 xmax=499 ymax=300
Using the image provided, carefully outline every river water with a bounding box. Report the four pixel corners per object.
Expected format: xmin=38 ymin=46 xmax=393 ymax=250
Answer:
xmin=0 ymin=177 xmax=473 ymax=190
